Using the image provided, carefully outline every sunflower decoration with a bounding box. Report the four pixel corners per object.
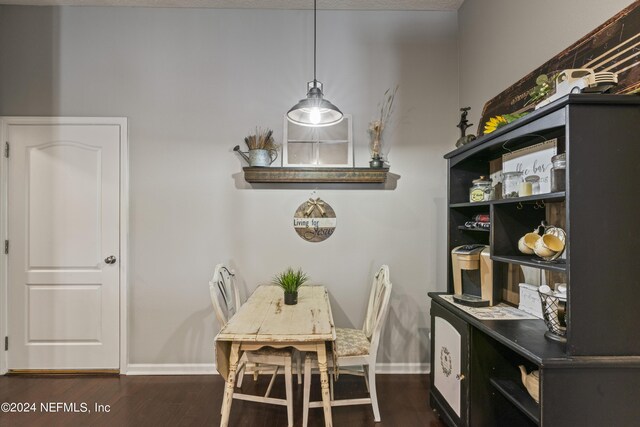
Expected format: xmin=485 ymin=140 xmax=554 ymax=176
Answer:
xmin=484 ymin=116 xmax=508 ymax=134
xmin=483 ymin=112 xmax=528 ymax=134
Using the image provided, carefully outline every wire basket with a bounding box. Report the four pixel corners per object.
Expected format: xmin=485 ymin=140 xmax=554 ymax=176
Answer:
xmin=538 ymin=291 xmax=567 ymax=343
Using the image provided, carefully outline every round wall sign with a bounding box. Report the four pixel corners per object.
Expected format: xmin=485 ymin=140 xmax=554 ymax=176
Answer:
xmin=293 ymin=198 xmax=336 ymax=243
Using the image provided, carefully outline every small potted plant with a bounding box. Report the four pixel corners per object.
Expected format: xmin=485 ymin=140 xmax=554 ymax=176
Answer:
xmin=273 ymin=267 xmax=309 ymax=305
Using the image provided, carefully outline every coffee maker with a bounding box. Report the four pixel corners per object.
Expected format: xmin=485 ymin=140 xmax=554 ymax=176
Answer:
xmin=451 ymin=244 xmax=494 ymax=307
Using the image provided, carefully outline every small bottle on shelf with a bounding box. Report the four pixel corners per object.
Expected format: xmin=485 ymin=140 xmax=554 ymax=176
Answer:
xmin=525 ymin=175 xmax=540 ymax=195
xmin=519 ymin=180 xmax=533 ymax=196
xmin=550 ymin=153 xmax=566 ymax=192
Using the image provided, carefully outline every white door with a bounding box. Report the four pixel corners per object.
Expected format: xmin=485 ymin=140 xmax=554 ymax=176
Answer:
xmin=6 ymin=121 xmax=121 ymax=370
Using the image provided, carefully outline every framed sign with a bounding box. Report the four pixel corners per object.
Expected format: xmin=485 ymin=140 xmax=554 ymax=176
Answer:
xmin=293 ymin=198 xmax=336 ymax=243
xmin=502 ymin=138 xmax=558 ymax=194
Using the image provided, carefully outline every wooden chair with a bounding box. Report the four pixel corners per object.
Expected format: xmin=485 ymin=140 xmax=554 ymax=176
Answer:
xmin=209 ymin=264 xmax=296 ymax=427
xmin=302 ymin=265 xmax=393 ymax=426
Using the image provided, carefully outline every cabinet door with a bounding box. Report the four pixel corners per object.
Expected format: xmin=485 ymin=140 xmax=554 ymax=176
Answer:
xmin=430 ymin=301 xmax=470 ymax=426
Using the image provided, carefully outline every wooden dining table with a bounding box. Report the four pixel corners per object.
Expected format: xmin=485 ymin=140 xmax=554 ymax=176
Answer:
xmin=215 ymin=284 xmax=336 ymax=427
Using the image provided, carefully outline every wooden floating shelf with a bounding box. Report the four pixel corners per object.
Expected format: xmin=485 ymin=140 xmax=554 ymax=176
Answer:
xmin=242 ymin=167 xmax=390 ymax=184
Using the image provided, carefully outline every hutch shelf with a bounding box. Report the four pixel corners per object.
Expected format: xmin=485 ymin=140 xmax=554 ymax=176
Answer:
xmin=429 ymin=94 xmax=640 ymax=426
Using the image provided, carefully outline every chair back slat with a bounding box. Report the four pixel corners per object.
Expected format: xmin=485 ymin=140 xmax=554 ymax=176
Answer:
xmin=363 ymin=265 xmax=392 ymax=355
xmin=209 ymin=264 xmax=240 ymax=327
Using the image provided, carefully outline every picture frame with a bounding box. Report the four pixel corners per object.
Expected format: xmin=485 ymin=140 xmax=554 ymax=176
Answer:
xmin=282 ymin=114 xmax=353 ymax=167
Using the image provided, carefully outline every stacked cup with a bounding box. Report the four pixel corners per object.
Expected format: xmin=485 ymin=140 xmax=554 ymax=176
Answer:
xmin=518 ymin=226 xmax=566 ymax=261
xmin=518 ymin=232 xmax=541 ymax=255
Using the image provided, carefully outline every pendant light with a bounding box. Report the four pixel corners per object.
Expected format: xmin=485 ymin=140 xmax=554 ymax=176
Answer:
xmin=287 ymin=0 xmax=343 ymax=127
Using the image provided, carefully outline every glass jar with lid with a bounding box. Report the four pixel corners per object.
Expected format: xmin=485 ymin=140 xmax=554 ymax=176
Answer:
xmin=523 ymin=175 xmax=540 ymax=195
xmin=550 ymin=153 xmax=566 ymax=192
xmin=469 ymin=176 xmax=494 ymax=202
xmin=503 ymin=171 xmax=524 ymax=198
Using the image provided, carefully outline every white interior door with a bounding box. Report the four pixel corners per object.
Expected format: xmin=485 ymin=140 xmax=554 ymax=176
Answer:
xmin=6 ymin=122 xmax=121 ymax=370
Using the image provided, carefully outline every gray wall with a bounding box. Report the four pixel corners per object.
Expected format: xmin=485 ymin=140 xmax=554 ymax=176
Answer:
xmin=458 ymin=0 xmax=636 ymax=129
xmin=0 ymin=6 xmax=459 ymax=368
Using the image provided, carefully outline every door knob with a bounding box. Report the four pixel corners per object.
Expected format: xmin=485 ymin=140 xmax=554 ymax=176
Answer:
xmin=105 ymin=256 xmax=117 ymax=265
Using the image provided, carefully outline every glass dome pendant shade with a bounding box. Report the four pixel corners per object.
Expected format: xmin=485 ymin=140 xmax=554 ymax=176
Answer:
xmin=287 ymin=80 xmax=343 ymax=127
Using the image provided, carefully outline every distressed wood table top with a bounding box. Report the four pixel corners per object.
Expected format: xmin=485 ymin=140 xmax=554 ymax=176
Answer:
xmin=216 ymin=285 xmax=335 ymax=343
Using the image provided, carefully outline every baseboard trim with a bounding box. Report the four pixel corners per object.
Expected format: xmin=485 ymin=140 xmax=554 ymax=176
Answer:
xmin=125 ymin=363 xmax=430 ymax=376
xmin=375 ymin=363 xmax=431 ymax=374
xmin=7 ymin=369 xmax=119 ymax=376
xmin=126 ymin=364 xmax=217 ymax=375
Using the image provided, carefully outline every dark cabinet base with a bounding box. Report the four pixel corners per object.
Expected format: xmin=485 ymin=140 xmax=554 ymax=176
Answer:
xmin=430 ymin=295 xmax=640 ymax=427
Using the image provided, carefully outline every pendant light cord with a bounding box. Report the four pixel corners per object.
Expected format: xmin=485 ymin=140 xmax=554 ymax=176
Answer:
xmin=313 ymin=0 xmax=317 ymax=83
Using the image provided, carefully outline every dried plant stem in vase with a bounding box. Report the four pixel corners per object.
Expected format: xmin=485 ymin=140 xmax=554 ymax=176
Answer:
xmin=368 ymin=85 xmax=398 ymax=168
xmin=243 ymin=127 xmax=277 ymax=150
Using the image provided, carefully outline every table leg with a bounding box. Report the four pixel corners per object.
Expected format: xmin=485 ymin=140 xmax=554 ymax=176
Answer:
xmin=220 ymin=341 xmax=241 ymax=427
xmin=316 ymin=342 xmax=333 ymax=427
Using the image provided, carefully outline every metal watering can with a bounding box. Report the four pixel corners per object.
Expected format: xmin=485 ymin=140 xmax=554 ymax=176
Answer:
xmin=233 ymin=145 xmax=278 ymax=167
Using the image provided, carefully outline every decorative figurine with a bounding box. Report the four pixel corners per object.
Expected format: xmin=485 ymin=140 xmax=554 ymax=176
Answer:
xmin=534 ymin=68 xmax=618 ymax=110
xmin=456 ymin=107 xmax=476 ymax=148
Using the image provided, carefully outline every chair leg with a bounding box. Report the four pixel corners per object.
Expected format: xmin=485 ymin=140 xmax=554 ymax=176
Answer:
xmin=296 ymin=351 xmax=303 ymax=385
xmin=265 ymin=366 xmax=279 ymax=397
xmin=329 ymin=370 xmax=334 ymax=400
xmin=363 ymin=364 xmax=370 ymax=392
xmin=237 ymin=361 xmax=246 ymax=388
xmin=284 ymin=357 xmax=294 ymax=427
xmin=253 ymin=363 xmax=260 ymax=381
xmin=368 ymin=362 xmax=381 ymax=422
xmin=302 ymin=356 xmax=312 ymax=427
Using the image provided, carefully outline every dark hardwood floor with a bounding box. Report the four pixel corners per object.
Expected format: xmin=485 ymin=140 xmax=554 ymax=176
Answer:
xmin=0 ymin=373 xmax=446 ymax=426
